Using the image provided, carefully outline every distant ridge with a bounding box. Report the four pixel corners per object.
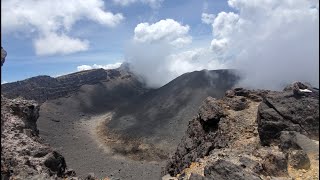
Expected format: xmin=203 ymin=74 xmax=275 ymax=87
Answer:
xmin=1 ymin=67 xmax=136 ymax=103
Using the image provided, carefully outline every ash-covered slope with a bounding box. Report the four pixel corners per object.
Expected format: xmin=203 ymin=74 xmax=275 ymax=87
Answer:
xmin=105 ymin=69 xmax=240 ymax=159
xmin=1 ymin=65 xmax=147 ymax=106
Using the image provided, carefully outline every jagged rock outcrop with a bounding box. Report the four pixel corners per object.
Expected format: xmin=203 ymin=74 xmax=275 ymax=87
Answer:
xmin=7 ymin=98 xmax=40 ymax=136
xmin=257 ymin=82 xmax=319 ymax=146
xmin=165 ymin=83 xmax=319 ymax=180
xmin=1 ymin=47 xmax=78 ymax=180
xmin=165 ymin=88 xmax=266 ymax=177
xmin=1 ymin=47 xmax=6 ymax=66
xmin=1 ymin=94 xmax=78 ymax=180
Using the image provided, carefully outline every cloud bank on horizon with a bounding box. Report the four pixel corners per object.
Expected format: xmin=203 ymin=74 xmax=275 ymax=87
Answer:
xmin=77 ymin=62 xmax=122 ymax=71
xmin=126 ymin=0 xmax=319 ymax=89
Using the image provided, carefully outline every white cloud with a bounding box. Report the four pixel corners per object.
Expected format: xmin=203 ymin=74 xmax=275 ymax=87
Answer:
xmin=201 ymin=13 xmax=215 ymax=25
xmin=1 ymin=81 xmax=8 ymax=84
xmin=210 ymin=38 xmax=228 ymax=54
xmin=208 ymin=0 xmax=319 ymax=89
xmin=127 ymin=0 xmax=318 ymax=90
xmin=77 ymin=65 xmax=93 ymax=71
xmin=2 ymin=0 xmax=124 ymax=55
xmin=35 ymin=33 xmax=89 ymax=56
xmin=168 ymin=49 xmax=226 ymax=77
xmin=92 ymin=63 xmax=123 ymax=69
xmin=125 ymin=19 xmax=202 ymax=87
xmin=113 ymin=0 xmax=163 ymax=8
xmin=77 ymin=62 xmax=122 ymax=71
xmin=212 ymin=12 xmax=240 ymax=38
xmin=126 ymin=37 xmax=224 ymax=87
xmin=133 ymin=19 xmax=192 ymax=48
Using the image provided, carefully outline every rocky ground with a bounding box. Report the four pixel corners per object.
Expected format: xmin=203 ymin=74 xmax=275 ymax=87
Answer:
xmin=1 ymin=96 xmax=79 ymax=180
xmin=1 ymin=47 xmax=96 ymax=180
xmin=164 ymin=82 xmax=319 ymax=180
xmin=37 ymin=96 xmax=164 ymax=179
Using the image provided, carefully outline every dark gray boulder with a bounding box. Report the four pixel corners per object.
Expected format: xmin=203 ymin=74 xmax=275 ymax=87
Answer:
xmin=44 ymin=151 xmax=67 ymax=177
xmin=288 ymin=150 xmax=310 ymax=170
xmin=257 ymin=82 xmax=319 ymax=145
xmin=1 ymin=47 xmax=6 ymax=66
xmin=204 ymin=160 xmax=261 ymax=180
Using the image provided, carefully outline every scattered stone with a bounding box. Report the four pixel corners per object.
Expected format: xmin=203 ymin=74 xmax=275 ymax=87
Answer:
xmin=188 ymin=173 xmax=206 ymax=180
xmin=225 ymin=96 xmax=249 ymax=111
xmin=204 ymin=160 xmax=260 ymax=180
xmin=260 ymin=149 xmax=288 ymax=177
xmin=85 ymin=173 xmax=95 ymax=180
xmin=198 ymin=97 xmax=226 ymax=122
xmin=288 ymin=150 xmax=311 ymax=170
xmin=44 ymin=151 xmax=67 ymax=177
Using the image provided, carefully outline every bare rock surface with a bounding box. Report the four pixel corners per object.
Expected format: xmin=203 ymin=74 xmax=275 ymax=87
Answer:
xmin=257 ymin=82 xmax=319 ymax=146
xmin=1 ymin=47 xmax=6 ymax=66
xmin=165 ymin=83 xmax=319 ymax=180
xmin=1 ymin=96 xmax=77 ymax=180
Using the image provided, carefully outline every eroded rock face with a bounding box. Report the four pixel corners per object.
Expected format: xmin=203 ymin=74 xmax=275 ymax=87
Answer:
xmin=1 ymin=96 xmax=77 ymax=180
xmin=7 ymin=98 xmax=40 ymax=135
xmin=165 ymin=83 xmax=319 ymax=180
xmin=166 ymin=88 xmax=265 ymax=177
xmin=204 ymin=160 xmax=261 ymax=180
xmin=257 ymin=82 xmax=319 ymax=146
xmin=1 ymin=48 xmax=77 ymax=180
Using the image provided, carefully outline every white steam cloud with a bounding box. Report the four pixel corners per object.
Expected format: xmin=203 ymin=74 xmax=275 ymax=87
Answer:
xmin=77 ymin=62 xmax=122 ymax=71
xmin=220 ymin=0 xmax=319 ymax=89
xmin=126 ymin=19 xmax=225 ymax=88
xmin=126 ymin=0 xmax=319 ymax=90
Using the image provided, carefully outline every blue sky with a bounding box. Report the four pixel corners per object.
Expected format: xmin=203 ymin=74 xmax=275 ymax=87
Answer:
xmin=1 ymin=0 xmax=232 ymax=83
xmin=1 ymin=0 xmax=318 ymax=90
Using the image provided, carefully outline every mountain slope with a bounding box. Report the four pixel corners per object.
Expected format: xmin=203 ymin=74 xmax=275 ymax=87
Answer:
xmin=105 ymin=69 xmax=240 ymax=159
xmin=1 ymin=66 xmax=148 ymax=107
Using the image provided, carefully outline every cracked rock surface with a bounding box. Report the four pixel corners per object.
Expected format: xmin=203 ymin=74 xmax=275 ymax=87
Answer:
xmin=165 ymin=83 xmax=319 ymax=180
xmin=1 ymin=96 xmax=78 ymax=180
xmin=258 ymin=82 xmax=319 ymax=145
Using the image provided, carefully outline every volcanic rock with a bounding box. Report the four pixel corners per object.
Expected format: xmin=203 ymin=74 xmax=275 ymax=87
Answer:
xmin=288 ymin=150 xmax=311 ymax=170
xmin=1 ymin=47 xmax=6 ymax=66
xmin=44 ymin=151 xmax=67 ymax=177
xmin=204 ymin=160 xmax=261 ymax=180
xmin=7 ymin=98 xmax=40 ymax=135
xmin=257 ymin=83 xmax=319 ymax=145
xmin=1 ymin=66 xmax=147 ymax=105
xmin=188 ymin=173 xmax=207 ymax=180
xmin=165 ymin=83 xmax=319 ymax=180
xmin=1 ymin=48 xmax=77 ymax=179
